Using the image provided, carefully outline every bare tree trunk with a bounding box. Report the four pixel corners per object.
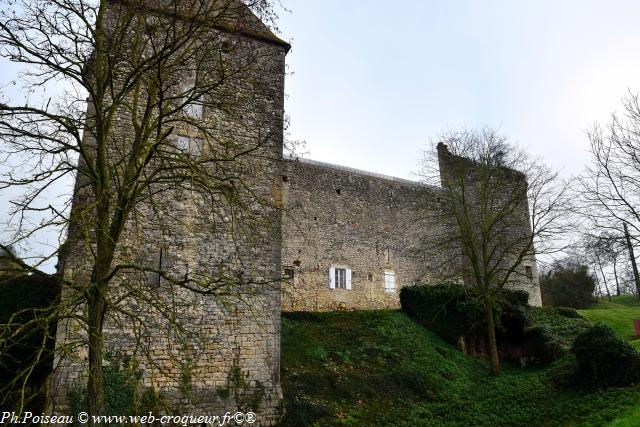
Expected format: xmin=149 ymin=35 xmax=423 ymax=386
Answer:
xmin=613 ymin=258 xmax=621 ymax=296
xmin=596 ymin=254 xmax=612 ymax=302
xmin=603 ymin=277 xmax=612 ymax=302
xmin=623 ymin=222 xmax=640 ymax=299
xmin=87 ymin=283 xmax=107 ymax=418
xmin=484 ymin=300 xmax=500 ymax=376
xmin=594 ymin=275 xmax=601 ymax=298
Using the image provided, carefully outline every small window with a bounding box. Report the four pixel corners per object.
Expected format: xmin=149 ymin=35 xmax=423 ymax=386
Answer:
xmin=180 ymin=80 xmax=204 ymax=119
xmin=148 ymin=246 xmax=171 ymax=287
xmin=283 ymin=268 xmax=295 ymax=280
xmin=335 ymin=268 xmax=347 ymax=289
xmin=329 ymin=266 xmax=352 ymax=290
xmin=176 ymin=136 xmax=190 ymax=152
xmin=525 ymin=265 xmax=533 ymax=281
xmin=384 ymin=270 xmax=395 ymax=292
xmin=175 ymin=135 xmax=203 ymax=156
xmin=184 ymin=100 xmax=203 ymax=119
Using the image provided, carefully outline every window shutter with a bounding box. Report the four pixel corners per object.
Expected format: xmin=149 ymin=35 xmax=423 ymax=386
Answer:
xmin=346 ymin=268 xmax=352 ymax=290
xmin=329 ymin=267 xmax=335 ymax=289
xmin=385 ymin=271 xmax=395 ymax=291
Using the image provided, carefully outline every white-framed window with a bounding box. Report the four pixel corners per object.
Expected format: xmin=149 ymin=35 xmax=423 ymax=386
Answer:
xmin=179 ymin=80 xmax=204 ymax=119
xmin=175 ymin=135 xmax=203 ymax=157
xmin=384 ymin=270 xmax=395 ymax=292
xmin=329 ymin=266 xmax=352 ymax=290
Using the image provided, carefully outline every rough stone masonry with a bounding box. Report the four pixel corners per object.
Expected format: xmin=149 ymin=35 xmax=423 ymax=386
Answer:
xmin=51 ymin=0 xmax=541 ymax=424
xmin=51 ymin=0 xmax=289 ymax=424
xmin=280 ymin=152 xmax=542 ymax=312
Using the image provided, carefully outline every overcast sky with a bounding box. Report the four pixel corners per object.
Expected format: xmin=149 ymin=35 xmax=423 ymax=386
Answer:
xmin=3 ymin=1 xmax=640 ymax=269
xmin=277 ymin=0 xmax=640 ymax=180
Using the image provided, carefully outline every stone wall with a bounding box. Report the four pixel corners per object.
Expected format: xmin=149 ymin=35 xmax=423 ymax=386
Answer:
xmin=50 ymin=2 xmax=288 ymax=424
xmin=281 ymin=158 xmax=460 ymax=311
xmin=436 ymin=143 xmax=542 ymax=306
xmin=281 ymin=154 xmax=542 ymax=311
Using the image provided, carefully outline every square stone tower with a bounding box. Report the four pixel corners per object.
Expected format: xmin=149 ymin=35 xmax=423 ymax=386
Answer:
xmin=437 ymin=142 xmax=542 ymax=306
xmin=50 ymin=1 xmax=289 ymax=423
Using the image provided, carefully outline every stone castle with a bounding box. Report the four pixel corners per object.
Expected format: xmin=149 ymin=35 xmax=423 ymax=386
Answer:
xmin=51 ymin=1 xmax=540 ymax=424
xmin=281 ymin=149 xmax=541 ymax=312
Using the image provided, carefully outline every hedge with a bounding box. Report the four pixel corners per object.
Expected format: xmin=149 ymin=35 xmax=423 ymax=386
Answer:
xmin=400 ymin=283 xmax=559 ymax=364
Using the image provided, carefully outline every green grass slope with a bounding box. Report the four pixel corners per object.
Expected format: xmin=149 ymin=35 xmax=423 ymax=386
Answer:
xmin=280 ymin=310 xmax=640 ymax=426
xmin=609 ymin=406 xmax=640 ymax=427
xmin=575 ymin=295 xmax=640 ymax=426
xmin=590 ymin=295 xmax=640 ymax=308
xmin=578 ymin=295 xmax=640 ymax=351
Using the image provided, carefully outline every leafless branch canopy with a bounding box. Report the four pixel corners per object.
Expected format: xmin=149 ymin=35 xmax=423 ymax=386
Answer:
xmin=578 ymin=92 xmax=640 ymax=241
xmin=0 ymin=0 xmax=286 ymax=413
xmin=420 ymin=127 xmax=570 ymax=293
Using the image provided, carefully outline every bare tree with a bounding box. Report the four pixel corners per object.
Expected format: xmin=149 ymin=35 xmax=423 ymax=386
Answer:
xmin=582 ymin=232 xmax=628 ymax=300
xmin=585 ymin=236 xmax=613 ymax=302
xmin=577 ymin=92 xmax=640 ymax=298
xmin=0 ymin=0 xmax=287 ymax=417
xmin=420 ymin=128 xmax=569 ymax=375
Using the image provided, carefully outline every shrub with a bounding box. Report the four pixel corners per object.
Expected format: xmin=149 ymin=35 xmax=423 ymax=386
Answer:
xmin=0 ymin=273 xmax=60 ymax=412
xmin=540 ymin=262 xmax=596 ymax=309
xmin=400 ymin=284 xmax=532 ymax=344
xmin=523 ymin=326 xmax=562 ymax=364
xmin=555 ymin=307 xmax=582 ymax=319
xmin=400 ymin=284 xmax=562 ymax=364
xmin=66 ymin=353 xmax=162 ymax=417
xmin=280 ymin=398 xmax=331 ymax=426
xmin=104 ymin=355 xmax=143 ymax=415
xmin=570 ymin=324 xmax=640 ymax=388
xmin=399 ymin=283 xmax=485 ymax=346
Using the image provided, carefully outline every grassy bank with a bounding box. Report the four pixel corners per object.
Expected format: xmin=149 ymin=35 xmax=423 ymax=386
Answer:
xmin=576 ymin=295 xmax=640 ymax=425
xmin=279 ymin=309 xmax=640 ymax=426
xmin=578 ymin=295 xmax=640 ymax=351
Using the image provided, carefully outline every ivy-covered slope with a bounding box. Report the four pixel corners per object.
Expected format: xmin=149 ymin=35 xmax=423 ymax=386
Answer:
xmin=279 ymin=310 xmax=640 ymax=426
